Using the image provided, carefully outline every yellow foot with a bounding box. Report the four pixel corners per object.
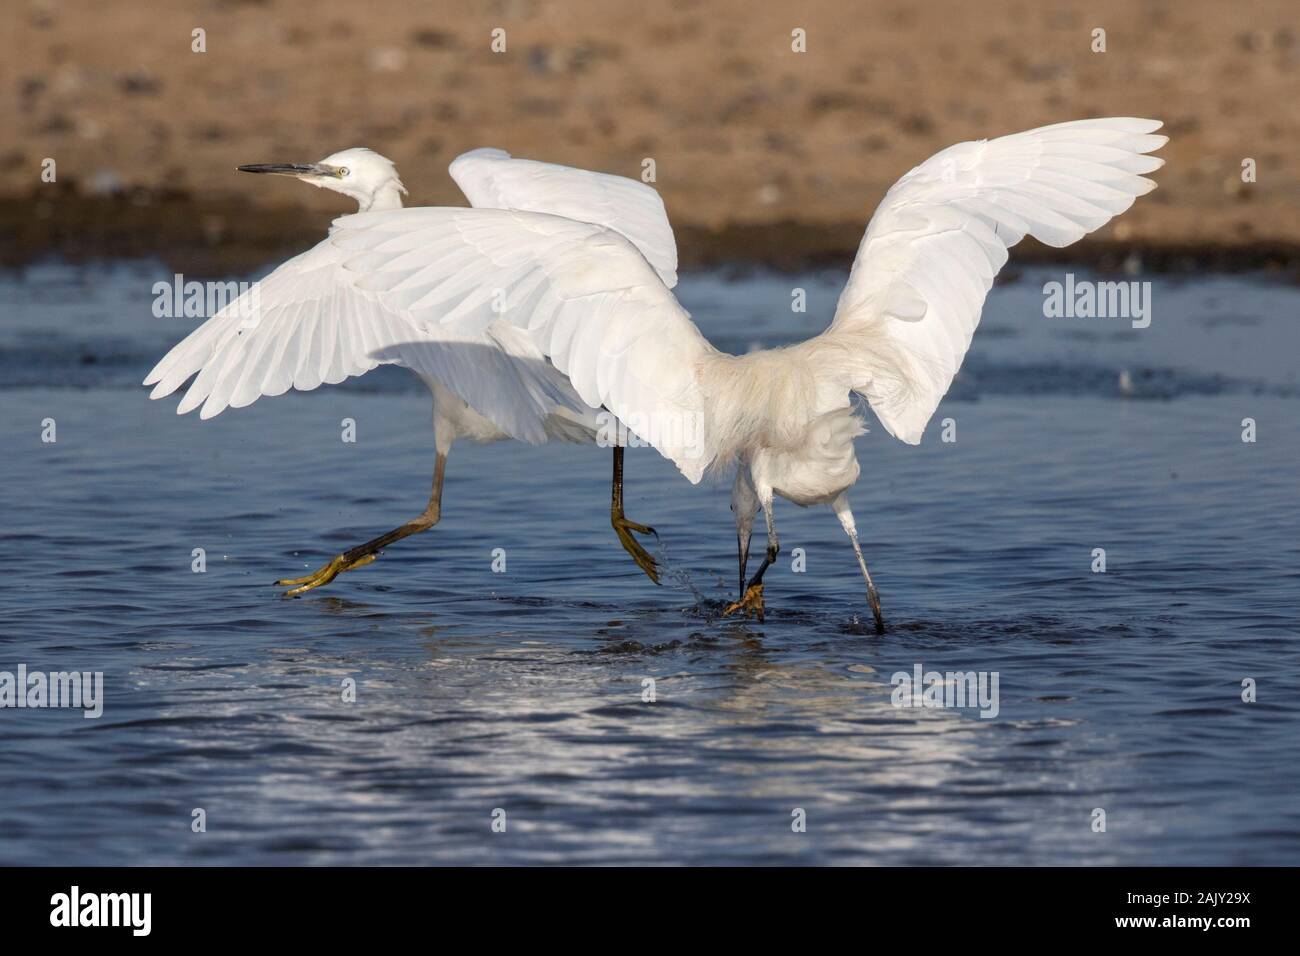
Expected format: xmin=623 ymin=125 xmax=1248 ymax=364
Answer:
xmin=276 ymin=552 xmax=377 ymax=596
xmin=613 ymin=514 xmax=660 ymax=585
xmin=723 ymin=583 xmax=765 ymax=621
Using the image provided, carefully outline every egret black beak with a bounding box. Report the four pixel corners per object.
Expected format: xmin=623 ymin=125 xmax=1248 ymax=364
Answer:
xmin=237 ymin=162 xmax=338 ymax=178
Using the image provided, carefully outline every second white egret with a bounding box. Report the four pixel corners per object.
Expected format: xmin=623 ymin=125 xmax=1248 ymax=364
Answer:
xmin=144 ymin=147 xmax=675 ymax=593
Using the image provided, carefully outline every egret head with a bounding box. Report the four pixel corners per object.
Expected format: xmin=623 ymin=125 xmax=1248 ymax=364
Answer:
xmin=237 ymin=147 xmax=407 ymax=211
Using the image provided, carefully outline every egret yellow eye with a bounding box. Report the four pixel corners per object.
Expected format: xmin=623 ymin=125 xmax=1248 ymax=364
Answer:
xmin=337 ymin=167 xmax=349 ymax=177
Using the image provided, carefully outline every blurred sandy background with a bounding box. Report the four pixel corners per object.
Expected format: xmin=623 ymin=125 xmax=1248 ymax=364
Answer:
xmin=3 ymin=0 xmax=1298 ymax=270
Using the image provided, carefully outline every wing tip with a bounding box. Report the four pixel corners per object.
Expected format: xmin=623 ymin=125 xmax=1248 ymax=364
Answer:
xmin=679 ymin=460 xmax=707 ymax=484
xmin=175 ymin=391 xmax=203 ymax=416
xmin=1113 ymin=117 xmax=1164 ymax=135
xmin=449 ymin=147 xmax=512 ymax=175
xmin=876 ymin=407 xmax=927 ymax=446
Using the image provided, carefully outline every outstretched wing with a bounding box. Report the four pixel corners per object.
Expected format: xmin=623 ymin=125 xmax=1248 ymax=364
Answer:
xmin=449 ymin=147 xmax=678 ymax=288
xmin=328 ymin=206 xmax=717 ymax=481
xmin=824 ymin=117 xmax=1167 ymax=444
xmin=142 ymin=232 xmax=593 ymax=444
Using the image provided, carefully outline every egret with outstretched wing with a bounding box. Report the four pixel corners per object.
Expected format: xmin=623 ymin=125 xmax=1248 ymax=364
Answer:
xmin=321 ymin=119 xmax=1166 ymax=630
xmin=145 ymin=147 xmax=674 ymax=593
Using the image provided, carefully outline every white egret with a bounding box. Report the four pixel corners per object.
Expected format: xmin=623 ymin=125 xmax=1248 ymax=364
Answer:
xmin=144 ymin=146 xmax=674 ymax=593
xmin=299 ymin=118 xmax=1165 ymax=631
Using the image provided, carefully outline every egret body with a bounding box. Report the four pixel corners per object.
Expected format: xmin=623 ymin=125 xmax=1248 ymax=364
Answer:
xmin=146 ymin=147 xmax=669 ymax=593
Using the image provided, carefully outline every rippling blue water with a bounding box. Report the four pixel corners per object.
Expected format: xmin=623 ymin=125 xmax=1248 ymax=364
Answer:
xmin=1 ymin=260 xmax=1298 ymax=864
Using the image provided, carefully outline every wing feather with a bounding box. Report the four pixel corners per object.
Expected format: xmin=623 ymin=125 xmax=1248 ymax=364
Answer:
xmin=824 ymin=117 xmax=1166 ymax=444
xmin=329 ymin=207 xmax=715 ymax=480
xmin=143 ymin=226 xmax=598 ymax=443
xmin=449 ymin=147 xmax=678 ymax=288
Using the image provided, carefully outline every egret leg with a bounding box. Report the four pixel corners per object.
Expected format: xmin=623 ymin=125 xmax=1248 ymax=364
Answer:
xmin=724 ymin=492 xmax=776 ymax=622
xmin=832 ymin=494 xmax=885 ymax=634
xmin=277 ymin=452 xmax=447 ymax=596
xmin=730 ymin=467 xmax=757 ymax=598
xmin=736 ymin=530 xmax=751 ymax=596
xmin=611 ymin=446 xmax=660 ymax=584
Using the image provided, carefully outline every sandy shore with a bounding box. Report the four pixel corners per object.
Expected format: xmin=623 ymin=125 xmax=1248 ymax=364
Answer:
xmin=4 ymin=0 xmax=1299 ymax=271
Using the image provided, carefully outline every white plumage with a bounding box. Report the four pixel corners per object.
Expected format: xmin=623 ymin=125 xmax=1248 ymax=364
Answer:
xmin=449 ymin=147 xmax=678 ymax=288
xmin=828 ymin=117 xmax=1167 ymax=444
xmin=144 ymin=146 xmax=680 ymax=446
xmin=325 ymin=206 xmax=714 ymax=476
xmin=144 ymin=120 xmax=1166 ymax=624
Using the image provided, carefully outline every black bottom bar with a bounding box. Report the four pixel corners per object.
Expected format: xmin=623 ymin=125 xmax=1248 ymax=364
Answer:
xmin=0 ymin=866 xmax=1279 ymax=941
